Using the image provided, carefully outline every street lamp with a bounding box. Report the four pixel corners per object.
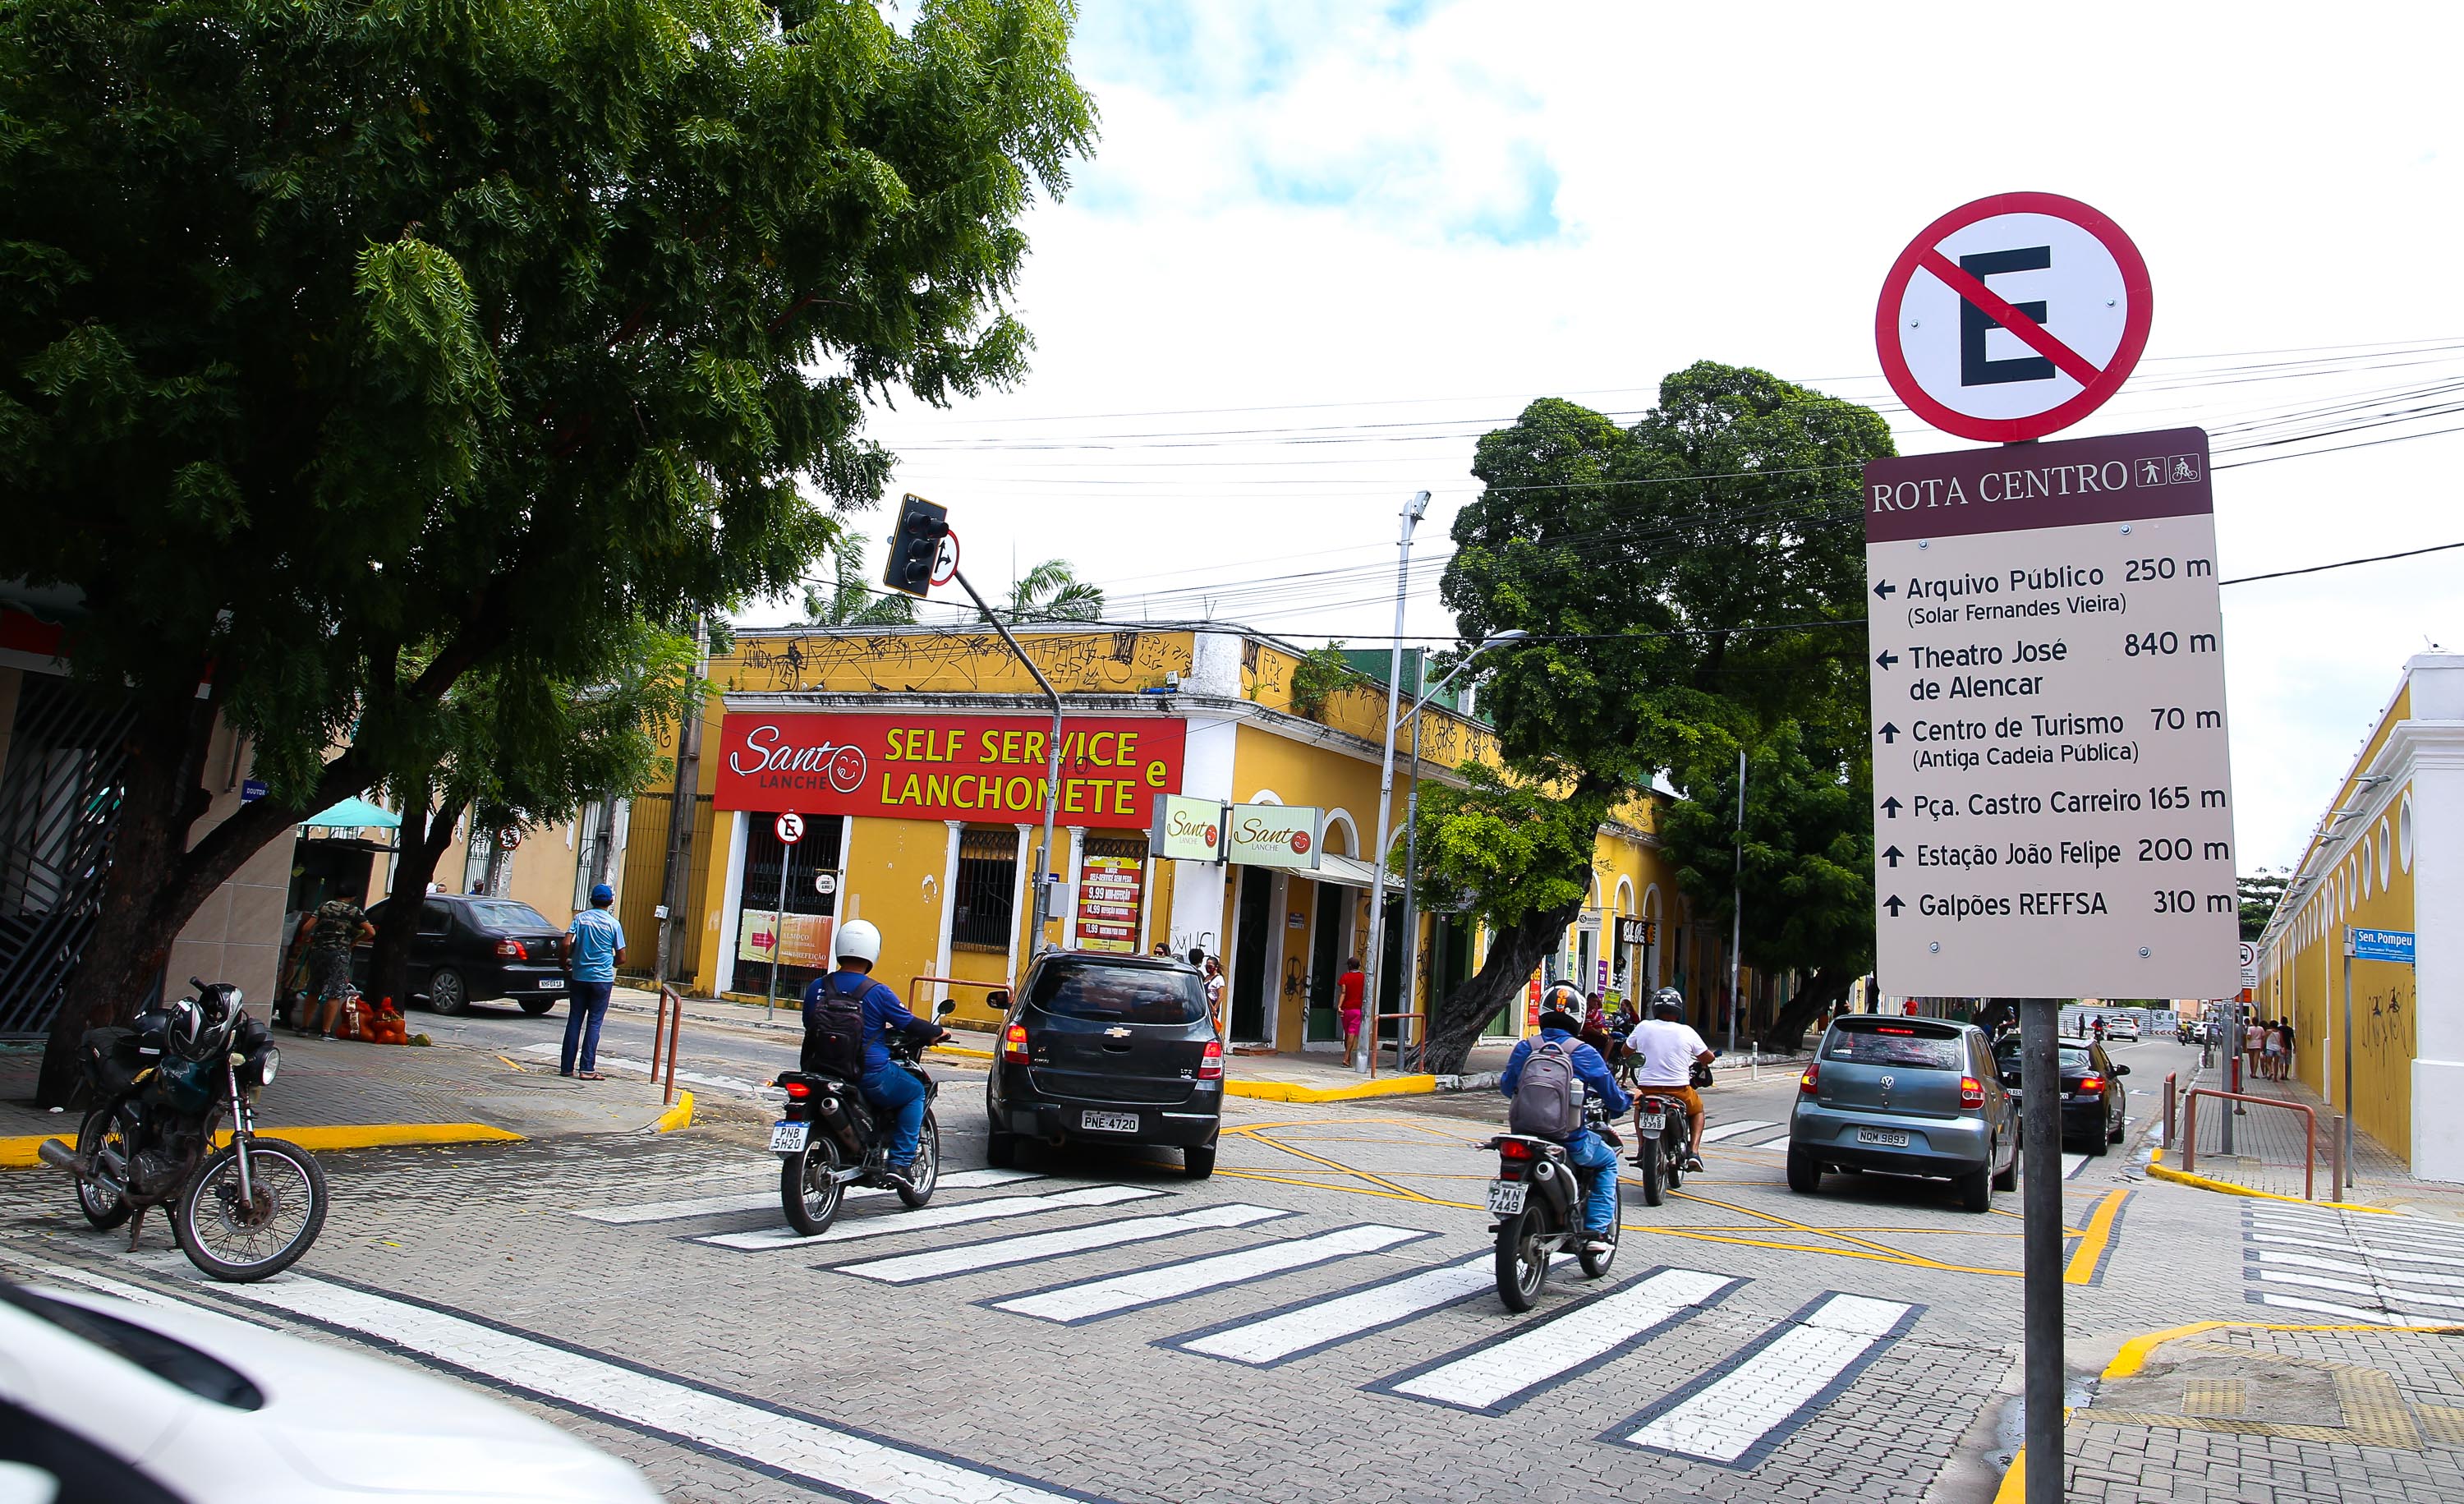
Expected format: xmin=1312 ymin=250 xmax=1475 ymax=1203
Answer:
xmin=1380 ymin=628 xmax=1527 ymax=1075
xmin=1358 ymin=492 xmax=1432 ymax=1073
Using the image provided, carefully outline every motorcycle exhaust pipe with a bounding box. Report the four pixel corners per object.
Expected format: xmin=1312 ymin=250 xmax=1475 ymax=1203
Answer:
xmin=36 ymin=1138 xmax=125 ymax=1198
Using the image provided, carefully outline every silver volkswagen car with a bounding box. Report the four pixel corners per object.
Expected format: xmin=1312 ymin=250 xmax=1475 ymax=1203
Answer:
xmin=1786 ymin=1015 xmax=2018 ymax=1212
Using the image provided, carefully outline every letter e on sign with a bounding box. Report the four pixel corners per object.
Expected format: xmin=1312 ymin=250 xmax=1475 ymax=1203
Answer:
xmin=1876 ymin=192 xmax=2153 ymax=442
xmin=775 ymin=812 xmax=805 ymax=845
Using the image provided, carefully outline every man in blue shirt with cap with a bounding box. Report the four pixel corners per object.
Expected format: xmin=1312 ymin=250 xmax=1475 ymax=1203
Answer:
xmin=1501 ymin=990 xmax=1630 ymax=1253
xmin=562 ymin=883 xmax=626 ymax=1079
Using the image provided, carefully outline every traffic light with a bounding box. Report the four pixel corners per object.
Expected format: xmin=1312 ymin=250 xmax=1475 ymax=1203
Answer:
xmin=881 ymin=493 xmax=949 ymax=597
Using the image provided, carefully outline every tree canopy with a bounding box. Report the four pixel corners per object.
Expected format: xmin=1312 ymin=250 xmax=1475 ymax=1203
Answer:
xmin=1418 ymin=363 xmax=1892 ymax=1064
xmin=1 ymin=0 xmax=1096 ymax=1101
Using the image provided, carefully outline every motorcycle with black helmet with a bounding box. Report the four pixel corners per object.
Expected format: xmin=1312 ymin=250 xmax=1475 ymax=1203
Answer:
xmin=38 ymin=977 xmax=328 ymax=1281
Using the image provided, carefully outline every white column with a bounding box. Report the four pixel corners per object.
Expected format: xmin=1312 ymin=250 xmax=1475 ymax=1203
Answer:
xmin=934 ymin=820 xmax=963 ymax=995
xmin=1005 ymin=824 xmax=1033 ymax=979
xmin=713 ymin=812 xmax=749 ymax=996
xmin=2412 ymin=738 xmax=2464 ymax=1181
xmin=1137 ymin=852 xmax=1156 ymax=954
xmin=1262 ymin=872 xmax=1289 ymax=1049
xmin=1168 ymin=707 xmax=1238 ymax=961
xmin=1061 ymin=826 xmax=1087 ymax=949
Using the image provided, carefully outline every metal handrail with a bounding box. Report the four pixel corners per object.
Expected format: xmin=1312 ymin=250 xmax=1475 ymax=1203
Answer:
xmin=1367 ymin=1009 xmax=1425 ymax=1079
xmin=2181 ymin=1088 xmax=2316 ymax=1200
xmin=904 ymin=974 xmax=1014 ymax=1019
xmin=649 ymin=985 xmax=685 ymax=1106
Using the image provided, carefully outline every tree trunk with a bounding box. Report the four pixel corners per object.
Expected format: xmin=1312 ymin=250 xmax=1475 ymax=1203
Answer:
xmin=369 ymin=788 xmax=463 ymax=1012
xmin=1757 ymin=965 xmax=1851 ymax=1054
xmin=1421 ymin=898 xmax=1584 ymax=1076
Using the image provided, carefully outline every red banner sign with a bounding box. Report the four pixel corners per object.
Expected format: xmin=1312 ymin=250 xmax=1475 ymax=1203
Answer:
xmin=715 ymin=712 xmax=1186 ymax=826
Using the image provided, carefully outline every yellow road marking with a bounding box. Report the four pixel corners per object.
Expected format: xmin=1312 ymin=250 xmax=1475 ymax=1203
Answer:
xmin=2062 ymin=1188 xmax=2127 ymax=1283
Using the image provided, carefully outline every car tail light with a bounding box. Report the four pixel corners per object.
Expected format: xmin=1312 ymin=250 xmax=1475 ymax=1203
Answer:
xmin=1876 ymin=1025 xmax=1915 ymax=1035
xmin=494 ymin=938 xmax=527 ymax=960
xmin=1960 ymin=1074 xmax=1985 ymax=1109
xmin=1002 ymin=1023 xmax=1030 ymax=1063
xmin=2076 ymin=1074 xmax=2104 ymax=1092
xmin=1197 ymin=1040 xmax=1223 ymax=1080
xmin=1799 ymin=1062 xmax=1820 ymax=1095
xmin=783 ymin=1080 xmax=811 ymax=1100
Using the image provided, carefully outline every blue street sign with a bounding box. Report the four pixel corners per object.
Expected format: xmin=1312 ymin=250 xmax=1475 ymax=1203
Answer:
xmin=2346 ymin=927 xmax=2416 ymax=965
xmin=240 ymin=778 xmax=268 ymax=803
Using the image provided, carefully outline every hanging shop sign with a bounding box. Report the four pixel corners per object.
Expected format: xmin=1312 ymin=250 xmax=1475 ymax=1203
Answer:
xmin=1225 ymin=803 xmax=1322 ymax=871
xmin=738 ymin=911 xmax=834 ymax=971
xmin=1616 ymin=917 xmax=1657 ymax=947
xmin=1152 ymin=794 xmax=1227 ymax=862
xmin=1075 ymin=854 xmax=1146 ymax=954
xmin=715 ymin=712 xmax=1186 ymax=826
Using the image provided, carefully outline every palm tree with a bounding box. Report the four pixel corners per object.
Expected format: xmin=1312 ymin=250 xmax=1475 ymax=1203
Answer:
xmin=986 ymin=559 xmax=1105 ymax=622
xmin=803 ymin=538 xmax=917 ymax=626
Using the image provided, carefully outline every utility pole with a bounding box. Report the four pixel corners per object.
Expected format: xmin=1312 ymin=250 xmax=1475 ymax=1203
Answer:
xmin=1726 ymin=746 xmax=1745 ymax=1053
xmin=1361 ymin=491 xmax=1430 ymax=1073
xmin=655 ymin=615 xmax=709 ymax=991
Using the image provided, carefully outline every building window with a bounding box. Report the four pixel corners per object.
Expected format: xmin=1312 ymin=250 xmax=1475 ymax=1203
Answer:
xmin=461 ymin=831 xmax=494 ymax=895
xmin=736 ymin=814 xmax=844 ymax=1000
xmin=951 ymin=828 xmax=1018 ymax=952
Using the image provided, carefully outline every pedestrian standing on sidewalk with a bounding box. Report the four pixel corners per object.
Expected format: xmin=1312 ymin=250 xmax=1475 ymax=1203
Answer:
xmin=1203 ymin=956 xmax=1227 ymax=1037
xmin=2279 ymin=1018 xmax=2296 ymax=1078
xmin=297 ymin=889 xmax=374 ymax=1040
xmin=2243 ymin=1017 xmax=2265 ymax=1079
xmin=561 ymin=883 xmax=627 ymax=1080
xmin=1335 ymin=957 xmax=1367 ymax=1066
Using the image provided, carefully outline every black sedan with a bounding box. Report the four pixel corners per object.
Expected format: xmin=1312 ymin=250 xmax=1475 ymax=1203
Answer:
xmin=986 ymin=950 xmax=1225 ymax=1178
xmin=1994 ymin=1035 xmax=2130 ymax=1154
xmin=352 ymin=894 xmax=572 ymax=1015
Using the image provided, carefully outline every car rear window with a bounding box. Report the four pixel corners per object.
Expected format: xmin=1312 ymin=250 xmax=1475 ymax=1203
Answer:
xmin=1997 ymin=1042 xmax=2095 ymax=1072
xmin=1028 ymin=963 xmax=1207 ymax=1025
xmin=1823 ymin=1023 xmax=1964 ymax=1069
xmin=468 ymin=899 xmax=554 ymax=932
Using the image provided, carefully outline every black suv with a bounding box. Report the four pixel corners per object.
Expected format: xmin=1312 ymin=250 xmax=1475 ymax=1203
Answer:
xmin=986 ymin=951 xmax=1225 ymax=1178
xmin=351 ymin=894 xmax=572 ymax=1015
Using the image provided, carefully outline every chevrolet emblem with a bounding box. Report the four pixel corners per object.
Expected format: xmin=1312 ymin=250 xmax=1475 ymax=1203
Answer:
xmin=1104 ymin=1027 xmax=1131 ymax=1038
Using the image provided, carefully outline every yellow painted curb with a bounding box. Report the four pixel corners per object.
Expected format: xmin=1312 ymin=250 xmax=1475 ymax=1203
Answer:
xmin=2145 ymin=1146 xmax=2397 ymax=1214
xmin=1222 ymin=1074 xmax=1437 ymax=1103
xmin=1 ymin=1121 xmax=523 ymax=1168
xmin=927 ymin=1044 xmax=995 ymax=1061
xmin=649 ymin=1091 xmax=695 ymax=1134
xmin=1988 ymin=1317 xmax=2464 ymax=1497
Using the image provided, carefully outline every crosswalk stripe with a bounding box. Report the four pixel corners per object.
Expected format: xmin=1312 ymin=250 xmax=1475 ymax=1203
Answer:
xmin=1612 ymin=1293 xmax=1918 ymax=1466
xmin=182 ymin=1267 xmax=1110 ymax=1503
xmin=2061 ymin=1154 xmax=2090 ymax=1180
xmin=1175 ymin=1255 xmax=1488 ymax=1366
xmin=577 ymin=1169 xmax=1046 ymax=1225
xmin=2250 ymin=1212 xmax=2464 ymax=1251
xmin=1375 ymin=1266 xmax=1740 ymax=1414
xmin=698 ymin=1184 xmax=1162 ymax=1252
xmin=2250 ymin=1233 xmax=2464 ymax=1272
xmin=2246 ymin=1267 xmax=2464 ymax=1312
xmin=2249 ymin=1290 xmax=2410 ymax=1325
xmin=993 ymin=1224 xmax=1433 ymax=1325
xmin=1698 ymin=1120 xmax=1777 ymax=1144
xmin=2254 ymin=1249 xmax=2464 ymax=1291
xmin=832 ymin=1203 xmax=1290 ymax=1286
xmin=1756 ymin=1135 xmax=1791 ymax=1152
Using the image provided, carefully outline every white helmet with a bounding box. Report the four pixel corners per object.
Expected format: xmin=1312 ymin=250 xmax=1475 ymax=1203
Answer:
xmin=834 ymin=918 xmax=883 ymax=965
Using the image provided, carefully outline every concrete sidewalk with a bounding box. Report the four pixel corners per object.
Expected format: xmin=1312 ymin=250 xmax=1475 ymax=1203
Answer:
xmin=0 ymin=1033 xmax=692 ymax=1167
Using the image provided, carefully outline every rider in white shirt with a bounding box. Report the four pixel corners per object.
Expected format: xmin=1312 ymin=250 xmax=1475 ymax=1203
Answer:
xmin=1626 ymin=988 xmax=1714 ymax=1172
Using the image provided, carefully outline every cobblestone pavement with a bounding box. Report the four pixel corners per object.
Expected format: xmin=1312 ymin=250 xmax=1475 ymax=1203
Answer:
xmin=4 ymin=1036 xmax=2457 ymax=1502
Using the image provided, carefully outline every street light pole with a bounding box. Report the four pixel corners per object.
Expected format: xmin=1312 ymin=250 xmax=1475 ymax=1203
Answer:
xmin=949 ymin=568 xmax=1066 ymax=950
xmin=1396 ymin=629 xmax=1528 ymax=1074
xmin=1726 ymin=746 xmax=1745 ymax=1054
xmin=1359 ymin=491 xmax=1430 ymax=1074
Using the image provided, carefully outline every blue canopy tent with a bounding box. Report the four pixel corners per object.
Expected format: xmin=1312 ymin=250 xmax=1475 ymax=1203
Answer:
xmin=299 ymin=796 xmax=400 ymax=830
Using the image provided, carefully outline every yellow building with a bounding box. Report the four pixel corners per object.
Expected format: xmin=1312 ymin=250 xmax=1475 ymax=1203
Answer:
xmin=644 ymin=623 xmax=1721 ymax=1051
xmin=2252 ymin=651 xmax=2460 ymax=1181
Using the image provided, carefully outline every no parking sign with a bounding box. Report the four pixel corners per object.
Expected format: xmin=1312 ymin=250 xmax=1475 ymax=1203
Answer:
xmin=1874 ymin=191 xmax=2152 ymax=442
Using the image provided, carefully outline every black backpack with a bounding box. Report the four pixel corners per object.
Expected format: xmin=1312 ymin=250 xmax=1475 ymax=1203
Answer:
xmin=801 ymin=972 xmax=869 ymax=1080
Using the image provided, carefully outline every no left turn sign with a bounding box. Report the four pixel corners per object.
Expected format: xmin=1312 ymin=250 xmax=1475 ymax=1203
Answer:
xmin=775 ymin=812 xmax=805 ymax=845
xmin=1875 ymin=191 xmax=2152 ymax=443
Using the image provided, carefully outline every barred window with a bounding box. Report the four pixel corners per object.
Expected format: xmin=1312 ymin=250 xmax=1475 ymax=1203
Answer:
xmin=952 ymin=828 xmax=1018 ymax=951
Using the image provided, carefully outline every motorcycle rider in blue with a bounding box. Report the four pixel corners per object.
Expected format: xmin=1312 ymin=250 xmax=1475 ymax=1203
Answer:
xmin=801 ymin=919 xmax=942 ymax=1178
xmin=1501 ymin=1003 xmax=1630 ymax=1253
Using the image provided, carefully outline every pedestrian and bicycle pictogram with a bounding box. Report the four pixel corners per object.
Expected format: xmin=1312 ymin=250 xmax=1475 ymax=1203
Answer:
xmin=1874 ymin=191 xmax=2153 ymax=443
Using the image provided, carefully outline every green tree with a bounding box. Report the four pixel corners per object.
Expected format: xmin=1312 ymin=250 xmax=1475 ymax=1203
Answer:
xmin=804 ymin=536 xmax=919 ymax=627
xmin=1421 ymin=363 xmax=1892 ymax=1069
xmin=2 ymin=0 xmax=1095 ymax=1103
xmin=2240 ymin=869 xmax=2288 ymax=941
xmin=984 ymin=558 xmax=1104 ymax=622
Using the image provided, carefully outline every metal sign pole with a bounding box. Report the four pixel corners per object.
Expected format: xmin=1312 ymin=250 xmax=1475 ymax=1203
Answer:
xmin=2019 ymin=994 xmax=2063 ymax=1503
xmin=766 ymin=844 xmax=790 ymax=1024
xmin=948 ymin=567 xmax=1065 ymax=953
xmin=2341 ymin=937 xmax=2354 ymax=1189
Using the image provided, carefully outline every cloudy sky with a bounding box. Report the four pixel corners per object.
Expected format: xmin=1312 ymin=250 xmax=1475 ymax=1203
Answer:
xmin=806 ymin=1 xmax=2464 ymax=872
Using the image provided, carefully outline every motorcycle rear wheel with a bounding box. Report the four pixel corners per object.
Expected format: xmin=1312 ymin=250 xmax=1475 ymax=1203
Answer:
xmin=1635 ymin=1143 xmax=1663 ymax=1207
xmin=898 ymin=1115 xmax=940 ymax=1208
xmin=173 ymin=1137 xmax=327 ymax=1282
xmin=782 ymin=1138 xmax=846 ymax=1236
xmin=1494 ymin=1209 xmax=1551 ymax=1312
xmin=73 ymin=1105 xmax=134 ymax=1230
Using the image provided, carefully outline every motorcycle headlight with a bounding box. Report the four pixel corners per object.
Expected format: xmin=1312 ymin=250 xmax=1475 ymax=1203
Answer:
xmin=256 ymin=1046 xmax=279 ymax=1087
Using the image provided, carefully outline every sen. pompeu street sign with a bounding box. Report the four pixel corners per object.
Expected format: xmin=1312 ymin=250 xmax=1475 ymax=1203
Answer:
xmin=2346 ymin=927 xmax=2416 ymax=965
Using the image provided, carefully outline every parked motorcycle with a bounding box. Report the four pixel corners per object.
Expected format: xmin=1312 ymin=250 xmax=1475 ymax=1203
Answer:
xmin=770 ymin=1000 xmax=954 ymax=1235
xmin=1483 ymin=1092 xmax=1622 ymax=1311
xmin=39 ymin=979 xmax=328 ymax=1281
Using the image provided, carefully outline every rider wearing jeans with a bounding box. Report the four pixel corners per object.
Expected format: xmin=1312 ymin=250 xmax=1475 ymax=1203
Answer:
xmin=802 ymin=919 xmax=943 ymax=1178
xmin=1501 ymin=1006 xmax=1630 ymax=1253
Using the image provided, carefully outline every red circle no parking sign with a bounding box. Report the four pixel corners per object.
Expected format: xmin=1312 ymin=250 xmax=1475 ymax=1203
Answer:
xmin=1875 ymin=192 xmax=2152 ymax=443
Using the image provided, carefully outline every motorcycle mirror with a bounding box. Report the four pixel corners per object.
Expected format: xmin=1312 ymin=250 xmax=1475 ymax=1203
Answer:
xmin=985 ymin=989 xmax=1010 ymax=1010
xmin=934 ymin=999 xmax=958 ymax=1019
